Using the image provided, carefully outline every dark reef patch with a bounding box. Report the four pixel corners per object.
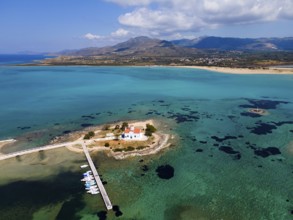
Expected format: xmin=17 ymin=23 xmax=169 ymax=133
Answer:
xmin=81 ymin=115 xmax=95 ymax=120
xmin=113 ymin=205 xmax=123 ymax=217
xmin=195 ymin=149 xmax=203 ymax=152
xmin=17 ymin=126 xmax=31 ymax=130
xmin=97 ymin=211 xmax=107 ymax=220
xmin=219 ymin=146 xmax=239 ymax=154
xmin=211 ymin=135 xmax=238 ymax=142
xmin=240 ymin=112 xmax=262 ymax=118
xmin=247 ymin=122 xmax=277 ymax=135
xmin=156 ymin=165 xmax=174 ymax=180
xmin=239 ymin=99 xmax=289 ymax=109
xmin=254 ymin=147 xmax=281 ymax=158
xmin=63 ymin=130 xmax=72 ymax=134
xmin=167 ymin=113 xmax=199 ymax=123
xmin=80 ymin=123 xmax=94 ymax=128
xmin=219 ymin=146 xmax=241 ymax=160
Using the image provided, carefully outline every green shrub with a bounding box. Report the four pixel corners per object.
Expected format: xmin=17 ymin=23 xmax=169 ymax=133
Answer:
xmin=136 ymin=146 xmax=147 ymax=150
xmin=121 ymin=122 xmax=129 ymax=131
xmin=88 ymin=131 xmax=95 ymax=137
xmin=84 ymin=131 xmax=95 ymax=139
xmin=104 ymin=142 xmax=110 ymax=147
xmin=125 ymin=146 xmax=135 ymax=151
xmin=145 ymin=124 xmax=157 ymax=136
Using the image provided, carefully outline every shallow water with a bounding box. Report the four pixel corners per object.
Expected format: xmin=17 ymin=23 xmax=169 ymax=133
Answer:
xmin=0 ymin=64 xmax=292 ymax=219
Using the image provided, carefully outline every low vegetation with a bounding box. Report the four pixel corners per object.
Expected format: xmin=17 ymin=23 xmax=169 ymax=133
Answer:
xmin=121 ymin=122 xmax=128 ymax=131
xmin=84 ymin=131 xmax=95 ymax=140
xmin=145 ymin=124 xmax=157 ymax=136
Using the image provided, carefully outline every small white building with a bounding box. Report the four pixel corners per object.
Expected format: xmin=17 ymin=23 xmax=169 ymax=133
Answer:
xmin=121 ymin=126 xmax=143 ymax=140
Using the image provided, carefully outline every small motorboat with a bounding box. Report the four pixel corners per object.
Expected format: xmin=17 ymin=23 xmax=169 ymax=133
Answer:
xmin=87 ymin=188 xmax=100 ymax=194
xmin=81 ymin=176 xmax=94 ymax=181
xmin=85 ymin=182 xmax=96 ymax=187
xmin=85 ymin=186 xmax=98 ymax=190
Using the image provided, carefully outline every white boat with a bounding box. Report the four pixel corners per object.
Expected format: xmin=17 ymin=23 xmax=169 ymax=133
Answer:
xmin=80 ymin=164 xmax=88 ymax=168
xmin=81 ymin=176 xmax=94 ymax=181
xmin=86 ymin=180 xmax=96 ymax=184
xmin=85 ymin=182 xmax=96 ymax=187
xmin=85 ymin=186 xmax=98 ymax=190
xmin=87 ymin=188 xmax=100 ymax=194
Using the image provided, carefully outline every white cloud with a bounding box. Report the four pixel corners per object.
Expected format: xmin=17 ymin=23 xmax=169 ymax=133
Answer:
xmin=107 ymin=0 xmax=293 ymax=37
xmin=119 ymin=8 xmax=205 ymax=32
xmin=83 ymin=33 xmax=103 ymax=40
xmin=111 ymin=28 xmax=130 ymax=37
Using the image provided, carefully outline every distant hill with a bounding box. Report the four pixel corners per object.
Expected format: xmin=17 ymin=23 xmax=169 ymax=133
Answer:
xmin=63 ymin=36 xmax=198 ymax=57
xmin=60 ymin=36 xmax=293 ymax=57
xmin=34 ymin=35 xmax=293 ymax=67
xmin=172 ymin=36 xmax=293 ymax=51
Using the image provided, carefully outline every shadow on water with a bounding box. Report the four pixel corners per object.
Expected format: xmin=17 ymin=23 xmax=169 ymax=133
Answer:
xmin=0 ymin=172 xmax=85 ymax=220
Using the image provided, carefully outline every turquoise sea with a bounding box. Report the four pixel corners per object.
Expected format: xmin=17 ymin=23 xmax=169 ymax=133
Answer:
xmin=0 ymin=57 xmax=292 ymax=220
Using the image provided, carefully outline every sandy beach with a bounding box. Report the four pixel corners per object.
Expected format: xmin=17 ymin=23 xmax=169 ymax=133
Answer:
xmin=176 ymin=65 xmax=293 ymax=75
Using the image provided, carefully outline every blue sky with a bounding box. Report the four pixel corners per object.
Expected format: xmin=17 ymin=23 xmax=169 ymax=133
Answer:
xmin=0 ymin=0 xmax=292 ymax=53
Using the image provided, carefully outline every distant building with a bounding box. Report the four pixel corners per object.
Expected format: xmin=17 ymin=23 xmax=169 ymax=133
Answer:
xmin=121 ymin=126 xmax=143 ymax=140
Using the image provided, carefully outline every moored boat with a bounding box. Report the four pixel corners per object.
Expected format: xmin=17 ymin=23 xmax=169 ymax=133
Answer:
xmin=80 ymin=164 xmax=88 ymax=168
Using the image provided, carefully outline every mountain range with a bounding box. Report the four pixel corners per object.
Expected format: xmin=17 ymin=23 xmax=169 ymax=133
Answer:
xmin=59 ymin=36 xmax=293 ymax=57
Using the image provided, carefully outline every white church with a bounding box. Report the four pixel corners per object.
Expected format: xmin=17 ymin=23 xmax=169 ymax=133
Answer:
xmin=121 ymin=126 xmax=143 ymax=140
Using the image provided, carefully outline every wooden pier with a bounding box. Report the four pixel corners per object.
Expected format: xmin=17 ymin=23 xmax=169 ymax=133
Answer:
xmin=81 ymin=142 xmax=113 ymax=210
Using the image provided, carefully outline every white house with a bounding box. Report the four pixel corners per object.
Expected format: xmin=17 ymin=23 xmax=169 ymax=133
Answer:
xmin=121 ymin=126 xmax=143 ymax=140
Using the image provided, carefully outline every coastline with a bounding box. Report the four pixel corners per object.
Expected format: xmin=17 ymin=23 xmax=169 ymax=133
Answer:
xmin=18 ymin=62 xmax=293 ymax=75
xmin=175 ymin=65 xmax=293 ymax=75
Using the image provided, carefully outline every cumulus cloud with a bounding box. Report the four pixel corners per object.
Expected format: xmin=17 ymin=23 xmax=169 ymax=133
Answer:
xmin=108 ymin=0 xmax=293 ymax=36
xmin=83 ymin=33 xmax=103 ymax=40
xmin=111 ymin=28 xmax=130 ymax=37
xmin=119 ymin=8 xmax=205 ymax=32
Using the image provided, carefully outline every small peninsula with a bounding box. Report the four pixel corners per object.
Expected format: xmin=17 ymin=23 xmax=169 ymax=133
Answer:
xmin=61 ymin=119 xmax=171 ymax=160
xmin=0 ymin=120 xmax=172 ymax=161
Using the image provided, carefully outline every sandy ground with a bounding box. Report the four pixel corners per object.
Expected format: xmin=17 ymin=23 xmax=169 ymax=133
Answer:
xmin=0 ymin=139 xmax=16 ymax=154
xmin=176 ymin=66 xmax=293 ymax=75
xmin=128 ymin=119 xmax=154 ymax=128
xmin=109 ymin=133 xmax=170 ymax=160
